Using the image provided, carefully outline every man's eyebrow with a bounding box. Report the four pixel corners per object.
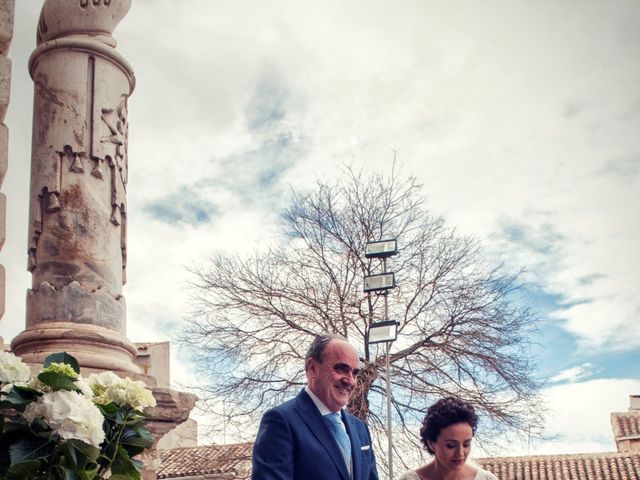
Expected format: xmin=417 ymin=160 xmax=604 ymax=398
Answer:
xmin=333 ymin=362 xmax=360 ymax=373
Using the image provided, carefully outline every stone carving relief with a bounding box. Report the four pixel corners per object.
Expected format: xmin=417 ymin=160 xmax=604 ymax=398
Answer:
xmin=99 ymin=94 xmax=128 ymax=282
xmin=27 ymin=56 xmax=130 ymax=285
xmin=27 ymin=145 xmax=88 ymax=273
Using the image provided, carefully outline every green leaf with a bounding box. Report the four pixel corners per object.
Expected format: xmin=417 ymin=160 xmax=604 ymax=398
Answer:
xmin=9 ymin=435 xmax=56 ymax=464
xmin=84 ymin=465 xmax=99 ymax=479
xmin=0 ymin=423 xmax=32 ymax=456
xmin=62 ymin=438 xmax=100 ymax=467
xmin=43 ymin=352 xmax=80 ymax=375
xmin=29 ymin=416 xmax=51 ymax=434
xmin=4 ymin=459 xmax=41 ymax=479
xmin=37 ymin=371 xmax=79 ymax=391
xmin=95 ymin=402 xmax=119 ymax=419
xmin=0 ymin=385 xmax=40 ymax=408
xmin=62 ymin=467 xmax=83 ymax=480
xmin=62 ymin=465 xmax=97 ymax=480
xmin=119 ymin=427 xmax=153 ymax=449
xmin=110 ymin=446 xmax=140 ymax=479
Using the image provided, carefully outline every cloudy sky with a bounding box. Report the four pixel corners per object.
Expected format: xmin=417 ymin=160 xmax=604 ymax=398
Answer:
xmin=2 ymin=0 xmax=639 ymax=458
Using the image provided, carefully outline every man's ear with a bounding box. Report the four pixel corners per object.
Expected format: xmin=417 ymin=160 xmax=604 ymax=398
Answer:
xmin=306 ymin=357 xmax=317 ymax=375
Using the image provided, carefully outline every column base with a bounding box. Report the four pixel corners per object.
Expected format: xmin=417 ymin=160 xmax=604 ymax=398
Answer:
xmin=10 ymin=320 xmax=141 ymax=374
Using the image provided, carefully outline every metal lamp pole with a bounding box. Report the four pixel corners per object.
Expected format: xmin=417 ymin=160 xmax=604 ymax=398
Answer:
xmin=364 ymin=239 xmax=399 ymax=479
xmin=383 ymin=257 xmax=394 ymax=480
xmin=385 ymin=339 xmax=393 ymax=478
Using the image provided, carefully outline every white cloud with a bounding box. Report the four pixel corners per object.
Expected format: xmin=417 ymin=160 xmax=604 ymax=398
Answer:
xmin=498 ymin=378 xmax=640 ymax=456
xmin=549 ymin=363 xmax=598 ymax=384
xmin=390 ymin=377 xmax=640 ymax=460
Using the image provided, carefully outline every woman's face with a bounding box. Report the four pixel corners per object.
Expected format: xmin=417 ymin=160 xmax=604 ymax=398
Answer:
xmin=427 ymin=422 xmax=473 ymax=472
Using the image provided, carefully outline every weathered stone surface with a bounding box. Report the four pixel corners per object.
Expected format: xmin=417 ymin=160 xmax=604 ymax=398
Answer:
xmin=27 ymin=45 xmax=134 ymax=296
xmin=0 ymin=123 xmax=7 ymax=185
xmin=0 ymin=264 xmax=4 ymax=320
xmin=0 ymin=0 xmax=8 ymax=332
xmin=141 ymin=388 xmax=199 ymax=480
xmin=13 ymin=0 xmax=137 ymax=372
xmin=11 ymin=320 xmax=140 ymax=373
xmin=0 ymin=0 xmax=14 ymax=56
xmin=0 ymin=192 xmax=5 ymax=249
xmin=9 ymin=5 xmax=196 ymax=478
xmin=27 ymin=280 xmax=126 ymax=331
xmin=0 ymin=55 xmax=10 ymax=122
xmin=37 ymin=0 xmax=131 ymax=47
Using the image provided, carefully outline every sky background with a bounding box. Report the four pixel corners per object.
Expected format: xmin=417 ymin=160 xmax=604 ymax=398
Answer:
xmin=2 ymin=0 xmax=639 ymax=459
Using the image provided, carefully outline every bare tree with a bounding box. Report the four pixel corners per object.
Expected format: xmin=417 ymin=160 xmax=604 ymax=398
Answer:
xmin=180 ymin=165 xmax=544 ymax=466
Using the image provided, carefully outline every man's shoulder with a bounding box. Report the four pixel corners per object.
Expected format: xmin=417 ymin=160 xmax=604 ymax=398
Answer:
xmin=264 ymin=390 xmax=309 ymax=416
xmin=268 ymin=396 xmax=298 ymax=413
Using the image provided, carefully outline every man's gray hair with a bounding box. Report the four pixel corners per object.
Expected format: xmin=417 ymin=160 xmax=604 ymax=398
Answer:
xmin=305 ymin=333 xmax=348 ymax=371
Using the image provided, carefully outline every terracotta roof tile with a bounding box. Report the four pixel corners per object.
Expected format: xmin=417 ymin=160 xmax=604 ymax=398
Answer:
xmin=612 ymin=412 xmax=640 ymax=438
xmin=157 ymin=443 xmax=640 ymax=479
xmin=476 ymin=451 xmax=640 ymax=480
xmin=157 ymin=442 xmax=252 ymax=479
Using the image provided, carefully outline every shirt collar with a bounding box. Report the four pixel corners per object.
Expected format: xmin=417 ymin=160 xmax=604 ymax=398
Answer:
xmin=305 ymin=386 xmax=344 ymax=415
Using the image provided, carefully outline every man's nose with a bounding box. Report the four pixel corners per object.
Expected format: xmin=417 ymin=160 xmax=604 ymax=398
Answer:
xmin=344 ymin=370 xmax=358 ymax=382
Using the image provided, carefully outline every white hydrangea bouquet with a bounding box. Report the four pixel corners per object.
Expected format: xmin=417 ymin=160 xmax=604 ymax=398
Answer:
xmin=0 ymin=350 xmax=156 ymax=479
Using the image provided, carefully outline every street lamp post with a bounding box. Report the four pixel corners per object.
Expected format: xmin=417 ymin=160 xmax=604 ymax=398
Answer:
xmin=364 ymin=239 xmax=399 ymax=478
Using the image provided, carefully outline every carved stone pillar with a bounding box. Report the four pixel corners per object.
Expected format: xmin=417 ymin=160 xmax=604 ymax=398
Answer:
xmin=11 ymin=0 xmax=138 ymax=373
xmin=11 ymin=5 xmax=198 ymax=478
xmin=0 ymin=0 xmax=14 ymax=344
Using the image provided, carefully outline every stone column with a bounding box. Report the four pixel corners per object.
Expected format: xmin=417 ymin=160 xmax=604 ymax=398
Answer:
xmin=10 ymin=6 xmax=197 ymax=478
xmin=11 ymin=0 xmax=139 ymax=374
xmin=0 ymin=0 xmax=14 ymax=345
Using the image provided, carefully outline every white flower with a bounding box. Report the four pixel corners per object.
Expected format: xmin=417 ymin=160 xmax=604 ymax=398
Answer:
xmin=74 ymin=375 xmax=94 ymax=398
xmin=0 ymin=351 xmax=31 ymax=384
xmin=88 ymin=372 xmax=156 ymax=410
xmin=24 ymin=390 xmax=105 ymax=447
xmin=87 ymin=371 xmax=121 ymax=391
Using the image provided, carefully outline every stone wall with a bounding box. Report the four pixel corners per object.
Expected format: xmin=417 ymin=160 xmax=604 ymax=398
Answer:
xmin=0 ymin=0 xmax=14 ymax=344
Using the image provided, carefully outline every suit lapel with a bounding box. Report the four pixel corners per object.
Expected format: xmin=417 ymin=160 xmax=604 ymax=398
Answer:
xmin=294 ymin=390 xmax=351 ymax=480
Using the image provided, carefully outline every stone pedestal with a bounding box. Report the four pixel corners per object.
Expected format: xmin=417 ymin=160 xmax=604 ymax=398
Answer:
xmin=141 ymin=389 xmax=199 ymax=480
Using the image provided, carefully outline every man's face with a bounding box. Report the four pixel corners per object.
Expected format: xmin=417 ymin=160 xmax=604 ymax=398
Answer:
xmin=307 ymin=340 xmax=360 ymax=412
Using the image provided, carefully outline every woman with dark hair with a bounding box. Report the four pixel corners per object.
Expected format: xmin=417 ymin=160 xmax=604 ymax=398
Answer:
xmin=399 ymin=397 xmax=497 ymax=480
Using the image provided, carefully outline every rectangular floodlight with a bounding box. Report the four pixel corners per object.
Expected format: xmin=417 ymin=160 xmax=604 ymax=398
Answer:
xmin=368 ymin=320 xmax=399 ymax=344
xmin=364 ymin=273 xmax=396 ymax=292
xmin=365 ymin=239 xmax=398 ymax=259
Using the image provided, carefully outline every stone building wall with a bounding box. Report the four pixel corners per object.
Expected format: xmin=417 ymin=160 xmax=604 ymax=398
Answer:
xmin=0 ymin=0 xmax=14 ymax=345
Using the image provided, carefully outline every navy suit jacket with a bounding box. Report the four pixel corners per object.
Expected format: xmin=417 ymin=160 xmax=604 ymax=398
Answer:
xmin=252 ymin=389 xmax=379 ymax=480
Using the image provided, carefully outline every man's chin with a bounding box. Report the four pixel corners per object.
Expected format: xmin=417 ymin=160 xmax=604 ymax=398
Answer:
xmin=332 ymin=396 xmax=351 ymax=409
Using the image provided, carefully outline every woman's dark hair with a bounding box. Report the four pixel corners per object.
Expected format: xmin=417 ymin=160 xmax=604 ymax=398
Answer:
xmin=419 ymin=397 xmax=478 ymax=454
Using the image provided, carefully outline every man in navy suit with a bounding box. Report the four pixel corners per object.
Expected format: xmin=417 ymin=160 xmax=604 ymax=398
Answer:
xmin=252 ymin=334 xmax=379 ymax=480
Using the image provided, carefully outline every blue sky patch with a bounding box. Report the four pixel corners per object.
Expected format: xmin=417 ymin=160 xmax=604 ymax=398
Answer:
xmin=144 ymin=186 xmax=219 ymax=226
xmin=245 ymin=71 xmax=289 ymax=133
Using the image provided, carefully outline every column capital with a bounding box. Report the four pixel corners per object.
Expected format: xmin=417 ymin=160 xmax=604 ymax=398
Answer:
xmin=37 ymin=0 xmax=132 ymax=47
